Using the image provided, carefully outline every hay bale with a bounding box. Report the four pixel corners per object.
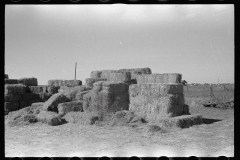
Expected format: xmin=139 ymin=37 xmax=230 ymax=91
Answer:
xmin=27 ymin=99 xmax=43 ymax=106
xmin=118 ymin=67 xmax=152 ymax=74
xmin=5 ymin=102 xmax=19 ymax=112
xmin=157 ymin=114 xmax=203 ymax=128
xmin=26 ymin=85 xmax=48 ymax=94
xmin=19 ymin=101 xmax=28 ymax=109
xmin=64 ymin=80 xmax=82 ymax=87
xmin=129 ymin=83 xmax=183 ymax=97
xmin=83 ymin=82 xmax=129 ymax=113
xmin=4 ymin=94 xmax=22 ymax=102
xmin=107 ymin=72 xmax=131 ymax=83
xmin=5 ymin=84 xmax=26 ymax=95
xmin=85 ymin=78 xmax=107 ymax=88
xmin=47 ymin=85 xmax=60 ymax=94
xmin=62 ymin=86 xmax=91 ymax=101
xmin=18 ymin=77 xmax=38 ymax=86
xmin=129 ymin=93 xmax=185 ymax=119
xmin=22 ymin=93 xmax=40 ymax=101
xmin=39 ymin=92 xmax=52 ymax=101
xmin=48 ymin=80 xmax=60 ymax=86
xmin=42 ymin=93 xmax=69 ymax=112
xmin=136 ymin=73 xmax=182 ymax=84
xmin=5 ymin=79 xmax=19 ymax=84
xmin=57 ymin=101 xmax=83 ymax=116
xmin=59 ymin=85 xmax=91 ymax=94
xmin=90 ymin=71 xmax=102 ymax=78
xmin=63 ymin=111 xmax=100 ymax=125
xmin=5 ymin=74 xmax=9 ymax=79
xmin=37 ymin=111 xmax=66 ymax=126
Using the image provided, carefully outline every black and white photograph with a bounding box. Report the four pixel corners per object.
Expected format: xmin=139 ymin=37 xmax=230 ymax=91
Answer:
xmin=5 ymin=4 xmax=234 ymax=157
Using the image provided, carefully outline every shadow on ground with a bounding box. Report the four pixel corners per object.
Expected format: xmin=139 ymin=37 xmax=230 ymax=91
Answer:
xmin=202 ymin=118 xmax=222 ymax=124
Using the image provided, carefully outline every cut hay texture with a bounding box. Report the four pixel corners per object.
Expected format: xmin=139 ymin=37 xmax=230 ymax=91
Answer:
xmin=59 ymin=86 xmax=91 ymax=101
xmin=63 ymin=111 xmax=100 ymax=125
xmin=4 ymin=94 xmax=22 ymax=102
xmin=5 ymin=107 xmax=39 ymax=127
xmin=110 ymin=110 xmax=146 ymax=126
xmin=27 ymin=99 xmax=43 ymax=106
xmin=57 ymin=101 xmax=83 ymax=116
xmin=156 ymin=114 xmax=203 ymax=128
xmin=129 ymin=84 xmax=185 ymax=119
xmin=5 ymin=74 xmax=9 ymax=79
xmin=83 ymin=81 xmax=129 ymax=113
xmin=85 ymin=78 xmax=107 ymax=88
xmin=5 ymin=84 xmax=26 ymax=95
xmin=48 ymin=79 xmax=82 ymax=87
xmin=26 ymin=85 xmax=48 ymax=94
xmin=5 ymin=102 xmax=19 ymax=112
xmin=136 ymin=73 xmax=182 ymax=84
xmin=5 ymin=79 xmax=19 ymax=84
xmin=18 ymin=77 xmax=38 ymax=86
xmin=42 ymin=93 xmax=69 ymax=112
xmin=39 ymin=92 xmax=52 ymax=101
xmin=47 ymin=85 xmax=60 ymax=94
xmin=37 ymin=111 xmax=66 ymax=126
xmin=22 ymin=93 xmax=40 ymax=101
xmin=107 ymin=72 xmax=131 ymax=83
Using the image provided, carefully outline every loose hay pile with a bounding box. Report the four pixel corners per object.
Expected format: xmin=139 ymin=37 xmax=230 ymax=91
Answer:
xmin=42 ymin=93 xmax=69 ymax=112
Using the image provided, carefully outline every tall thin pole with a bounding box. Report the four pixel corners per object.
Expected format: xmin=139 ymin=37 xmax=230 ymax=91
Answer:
xmin=75 ymin=62 xmax=77 ymax=80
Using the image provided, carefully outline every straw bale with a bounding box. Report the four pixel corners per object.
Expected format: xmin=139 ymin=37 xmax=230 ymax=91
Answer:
xmin=48 ymin=80 xmax=60 ymax=86
xmin=63 ymin=111 xmax=100 ymax=125
xmin=57 ymin=101 xmax=83 ymax=116
xmin=129 ymin=84 xmax=183 ymax=97
xmin=101 ymin=70 xmax=117 ymax=79
xmin=64 ymin=80 xmax=82 ymax=87
xmin=83 ymin=82 xmax=129 ymax=113
xmin=19 ymin=101 xmax=28 ymax=109
xmin=107 ymin=72 xmax=131 ymax=83
xmin=5 ymin=74 xmax=9 ymax=79
xmin=22 ymin=93 xmax=40 ymax=101
xmin=5 ymin=79 xmax=19 ymax=84
xmin=156 ymin=114 xmax=203 ymax=128
xmin=90 ymin=71 xmax=102 ymax=78
xmin=136 ymin=73 xmax=182 ymax=84
xmin=118 ymin=67 xmax=152 ymax=74
xmin=59 ymin=85 xmax=91 ymax=94
xmin=42 ymin=93 xmax=69 ymax=112
xmin=37 ymin=111 xmax=66 ymax=126
xmin=5 ymin=84 xmax=26 ymax=95
xmin=19 ymin=77 xmax=38 ymax=86
xmin=39 ymin=92 xmax=52 ymax=101
xmin=47 ymin=85 xmax=60 ymax=94
xmin=5 ymin=94 xmax=22 ymax=102
xmin=26 ymin=85 xmax=48 ymax=94
xmin=5 ymin=102 xmax=19 ymax=112
xmin=85 ymin=78 xmax=107 ymax=88
xmin=129 ymin=94 xmax=185 ymax=118
xmin=62 ymin=86 xmax=91 ymax=101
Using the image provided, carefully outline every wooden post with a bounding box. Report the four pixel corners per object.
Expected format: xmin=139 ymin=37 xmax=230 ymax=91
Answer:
xmin=75 ymin=62 xmax=77 ymax=80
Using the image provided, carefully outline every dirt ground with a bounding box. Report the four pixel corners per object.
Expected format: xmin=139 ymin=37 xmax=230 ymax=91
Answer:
xmin=5 ymin=105 xmax=234 ymax=157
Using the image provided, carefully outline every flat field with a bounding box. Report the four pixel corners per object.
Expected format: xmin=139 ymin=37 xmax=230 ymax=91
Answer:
xmin=5 ymin=85 xmax=234 ymax=157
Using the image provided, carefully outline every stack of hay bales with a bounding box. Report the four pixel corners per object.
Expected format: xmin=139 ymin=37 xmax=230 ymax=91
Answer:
xmin=83 ymin=81 xmax=129 ymax=113
xmin=48 ymin=79 xmax=82 ymax=87
xmin=86 ymin=67 xmax=152 ymax=87
xmin=129 ymin=73 xmax=202 ymax=128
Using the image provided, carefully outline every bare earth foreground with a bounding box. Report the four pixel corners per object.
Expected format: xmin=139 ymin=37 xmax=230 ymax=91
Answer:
xmin=5 ymin=105 xmax=234 ymax=157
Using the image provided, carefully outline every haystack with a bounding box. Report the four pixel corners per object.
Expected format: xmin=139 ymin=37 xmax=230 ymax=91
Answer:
xmin=42 ymin=93 xmax=69 ymax=112
xmin=83 ymin=81 xmax=129 ymax=113
xmin=5 ymin=79 xmax=19 ymax=84
xmin=60 ymin=86 xmax=91 ymax=101
xmin=63 ymin=111 xmax=100 ymax=125
xmin=19 ymin=77 xmax=38 ymax=86
xmin=57 ymin=101 xmax=83 ymax=116
xmin=5 ymin=84 xmax=26 ymax=95
xmin=107 ymin=72 xmax=131 ymax=83
xmin=136 ymin=73 xmax=182 ymax=84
